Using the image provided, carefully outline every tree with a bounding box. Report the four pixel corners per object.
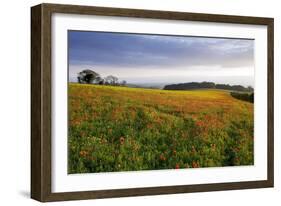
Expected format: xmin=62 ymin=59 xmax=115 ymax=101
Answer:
xmin=120 ymin=80 xmax=127 ymax=86
xmin=105 ymin=75 xmax=118 ymax=85
xmin=77 ymin=69 xmax=101 ymax=84
xmin=247 ymin=86 xmax=254 ymax=92
xmin=98 ymin=78 xmax=104 ymax=85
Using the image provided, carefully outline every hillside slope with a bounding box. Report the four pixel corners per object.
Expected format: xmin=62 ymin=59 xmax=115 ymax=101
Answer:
xmin=68 ymin=84 xmax=254 ymax=173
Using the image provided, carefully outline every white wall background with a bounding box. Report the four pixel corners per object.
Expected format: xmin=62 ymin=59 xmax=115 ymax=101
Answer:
xmin=0 ymin=0 xmax=279 ymax=205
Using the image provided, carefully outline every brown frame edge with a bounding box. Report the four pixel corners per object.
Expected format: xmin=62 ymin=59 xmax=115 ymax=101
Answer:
xmin=31 ymin=3 xmax=274 ymax=202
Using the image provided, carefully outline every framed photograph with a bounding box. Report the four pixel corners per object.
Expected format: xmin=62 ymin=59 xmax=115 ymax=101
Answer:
xmin=31 ymin=3 xmax=274 ymax=202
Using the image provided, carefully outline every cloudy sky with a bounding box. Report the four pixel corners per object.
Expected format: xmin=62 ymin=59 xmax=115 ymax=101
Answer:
xmin=68 ymin=30 xmax=254 ymax=87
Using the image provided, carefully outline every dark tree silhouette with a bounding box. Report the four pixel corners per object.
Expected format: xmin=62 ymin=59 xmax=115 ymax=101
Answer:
xmin=230 ymin=92 xmax=254 ymax=103
xmin=77 ymin=70 xmax=101 ymax=84
xmin=120 ymin=80 xmax=127 ymax=86
xmin=164 ymin=82 xmax=254 ymax=92
xmin=98 ymin=79 xmax=104 ymax=85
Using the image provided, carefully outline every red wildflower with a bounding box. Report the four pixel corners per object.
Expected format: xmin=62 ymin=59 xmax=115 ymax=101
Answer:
xmin=175 ymin=163 xmax=180 ymax=169
xmin=159 ymin=154 xmax=166 ymax=161
xmin=195 ymin=120 xmax=204 ymax=127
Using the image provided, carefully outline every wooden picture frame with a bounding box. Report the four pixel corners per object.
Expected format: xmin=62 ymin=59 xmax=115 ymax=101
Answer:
xmin=31 ymin=3 xmax=274 ymax=202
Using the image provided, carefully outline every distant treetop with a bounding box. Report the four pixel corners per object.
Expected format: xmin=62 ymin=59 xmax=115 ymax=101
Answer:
xmin=77 ymin=69 xmax=126 ymax=86
xmin=163 ymin=82 xmax=253 ymax=92
xmin=77 ymin=69 xmax=101 ymax=84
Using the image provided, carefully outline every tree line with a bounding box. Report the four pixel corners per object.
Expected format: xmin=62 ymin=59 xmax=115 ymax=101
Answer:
xmin=163 ymin=81 xmax=254 ymax=92
xmin=230 ymin=92 xmax=254 ymax=103
xmin=77 ymin=69 xmax=126 ymax=86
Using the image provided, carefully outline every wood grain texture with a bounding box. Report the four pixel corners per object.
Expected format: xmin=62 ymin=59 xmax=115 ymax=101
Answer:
xmin=267 ymin=20 xmax=274 ymax=186
xmin=42 ymin=3 xmax=272 ymax=25
xmin=31 ymin=4 xmax=52 ymax=202
xmin=31 ymin=4 xmax=42 ymax=201
xmin=31 ymin=3 xmax=274 ymax=202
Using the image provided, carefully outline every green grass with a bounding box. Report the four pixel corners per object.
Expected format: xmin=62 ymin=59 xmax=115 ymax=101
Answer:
xmin=68 ymin=83 xmax=254 ymax=173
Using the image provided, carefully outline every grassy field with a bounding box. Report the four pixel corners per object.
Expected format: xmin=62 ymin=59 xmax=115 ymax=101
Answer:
xmin=68 ymin=83 xmax=254 ymax=173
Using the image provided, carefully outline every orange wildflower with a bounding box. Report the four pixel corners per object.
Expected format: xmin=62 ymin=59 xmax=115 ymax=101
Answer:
xmin=119 ymin=136 xmax=125 ymax=145
xmin=159 ymin=154 xmax=166 ymax=161
xmin=192 ymin=161 xmax=199 ymax=168
xmin=79 ymin=150 xmax=88 ymax=157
